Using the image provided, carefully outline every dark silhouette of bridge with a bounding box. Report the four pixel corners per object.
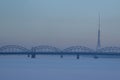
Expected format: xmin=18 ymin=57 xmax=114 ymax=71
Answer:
xmin=0 ymin=14 xmax=120 ymax=59
xmin=0 ymin=45 xmax=120 ymax=59
xmin=0 ymin=45 xmax=120 ymax=54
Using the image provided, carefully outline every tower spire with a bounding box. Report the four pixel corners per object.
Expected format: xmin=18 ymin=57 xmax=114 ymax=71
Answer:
xmin=97 ymin=13 xmax=101 ymax=50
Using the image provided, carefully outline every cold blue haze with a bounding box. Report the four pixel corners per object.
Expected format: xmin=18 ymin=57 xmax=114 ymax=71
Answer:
xmin=0 ymin=55 xmax=120 ymax=80
xmin=0 ymin=0 xmax=120 ymax=49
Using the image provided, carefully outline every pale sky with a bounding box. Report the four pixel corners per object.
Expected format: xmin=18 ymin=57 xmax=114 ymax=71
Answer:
xmin=0 ymin=0 xmax=120 ymax=49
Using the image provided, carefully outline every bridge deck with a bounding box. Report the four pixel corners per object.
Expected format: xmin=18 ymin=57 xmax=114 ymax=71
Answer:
xmin=0 ymin=52 xmax=120 ymax=56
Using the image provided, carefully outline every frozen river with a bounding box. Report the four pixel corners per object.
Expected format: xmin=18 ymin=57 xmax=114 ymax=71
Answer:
xmin=0 ymin=55 xmax=120 ymax=80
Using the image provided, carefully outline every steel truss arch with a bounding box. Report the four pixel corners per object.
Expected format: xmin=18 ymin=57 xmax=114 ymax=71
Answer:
xmin=32 ymin=45 xmax=61 ymax=52
xmin=63 ymin=46 xmax=94 ymax=53
xmin=0 ymin=45 xmax=30 ymax=53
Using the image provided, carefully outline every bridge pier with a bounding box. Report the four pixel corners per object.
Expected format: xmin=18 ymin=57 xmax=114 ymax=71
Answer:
xmin=31 ymin=53 xmax=36 ymax=58
xmin=76 ymin=54 xmax=80 ymax=59
xmin=60 ymin=55 xmax=63 ymax=58
xmin=94 ymin=55 xmax=98 ymax=59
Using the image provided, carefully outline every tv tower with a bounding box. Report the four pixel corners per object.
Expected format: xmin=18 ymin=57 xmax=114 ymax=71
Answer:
xmin=97 ymin=13 xmax=101 ymax=50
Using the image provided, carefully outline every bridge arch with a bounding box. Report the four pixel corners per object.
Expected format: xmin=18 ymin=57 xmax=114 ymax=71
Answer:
xmin=0 ymin=45 xmax=30 ymax=53
xmin=63 ymin=46 xmax=94 ymax=53
xmin=98 ymin=47 xmax=120 ymax=53
xmin=32 ymin=45 xmax=61 ymax=52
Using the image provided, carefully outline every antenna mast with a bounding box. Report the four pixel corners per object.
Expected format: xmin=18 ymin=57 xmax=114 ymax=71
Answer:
xmin=97 ymin=13 xmax=101 ymax=50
